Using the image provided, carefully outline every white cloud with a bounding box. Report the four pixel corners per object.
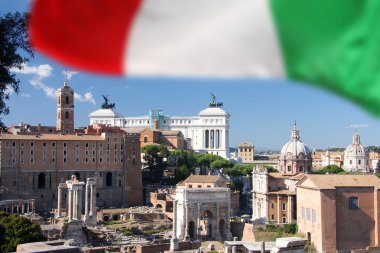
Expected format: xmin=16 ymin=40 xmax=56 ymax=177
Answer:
xmin=74 ymin=92 xmax=96 ymax=105
xmin=20 ymin=93 xmax=31 ymax=98
xmin=62 ymin=70 xmax=79 ymax=80
xmin=345 ymin=124 xmax=369 ymax=128
xmin=11 ymin=63 xmax=95 ymax=105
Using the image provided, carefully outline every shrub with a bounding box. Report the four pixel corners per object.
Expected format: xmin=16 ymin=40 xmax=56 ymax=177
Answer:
xmin=265 ymin=224 xmax=277 ymax=232
xmin=283 ymin=223 xmax=297 ymax=234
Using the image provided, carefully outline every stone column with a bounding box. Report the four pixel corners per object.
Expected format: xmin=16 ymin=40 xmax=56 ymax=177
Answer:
xmin=197 ymin=202 xmax=202 ymax=241
xmin=85 ymin=184 xmax=89 ymax=218
xmin=288 ymin=196 xmax=293 ymax=223
xmin=26 ymin=202 xmax=30 ymax=213
xmin=184 ymin=203 xmax=189 ymax=241
xmin=277 ymin=195 xmax=280 ymax=224
xmin=78 ymin=188 xmax=83 ymax=220
xmin=216 ymin=203 xmax=220 ymax=241
xmin=91 ymin=184 xmax=95 ymax=215
xmin=21 ymin=202 xmax=25 ymax=214
xmin=73 ymin=189 xmax=77 ymax=220
xmin=170 ymin=200 xmax=179 ymax=251
xmin=68 ymin=189 xmax=73 ymax=221
xmin=57 ymin=186 xmax=62 ymax=218
xmin=11 ymin=205 xmax=14 ymax=214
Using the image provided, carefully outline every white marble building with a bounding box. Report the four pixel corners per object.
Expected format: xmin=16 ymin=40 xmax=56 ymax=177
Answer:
xmin=343 ymin=132 xmax=369 ymax=172
xmin=174 ymin=188 xmax=232 ymax=241
xmin=89 ymin=96 xmax=230 ymax=158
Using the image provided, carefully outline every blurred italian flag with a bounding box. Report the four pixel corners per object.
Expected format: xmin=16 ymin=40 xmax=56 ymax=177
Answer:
xmin=30 ymin=0 xmax=380 ymax=116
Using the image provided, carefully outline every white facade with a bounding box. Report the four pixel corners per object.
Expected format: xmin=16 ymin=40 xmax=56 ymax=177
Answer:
xmin=89 ymin=101 xmax=230 ymax=158
xmin=175 ymin=188 xmax=232 ymax=241
xmin=343 ymin=132 xmax=369 ymax=172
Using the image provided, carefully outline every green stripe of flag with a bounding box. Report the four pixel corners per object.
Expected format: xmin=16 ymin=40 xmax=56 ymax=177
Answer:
xmin=270 ymin=0 xmax=380 ymax=116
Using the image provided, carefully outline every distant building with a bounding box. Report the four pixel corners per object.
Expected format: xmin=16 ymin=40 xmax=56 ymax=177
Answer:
xmin=89 ymin=95 xmax=230 ymax=158
xmin=0 ymin=81 xmax=143 ymax=214
xmin=238 ymin=143 xmax=254 ymax=163
xmin=312 ymin=150 xmax=344 ymax=169
xmin=343 ymin=132 xmax=369 ymax=172
xmin=278 ymin=124 xmax=312 ymax=175
xmin=252 ymin=124 xmax=310 ymax=224
xmin=297 ymin=174 xmax=380 ymax=253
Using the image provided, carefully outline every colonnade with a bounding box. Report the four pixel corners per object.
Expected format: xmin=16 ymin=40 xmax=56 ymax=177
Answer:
xmin=56 ymin=175 xmax=96 ymax=226
xmin=0 ymin=199 xmax=35 ymax=214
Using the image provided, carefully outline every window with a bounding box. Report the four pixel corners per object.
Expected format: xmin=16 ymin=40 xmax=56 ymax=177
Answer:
xmin=287 ymin=166 xmax=291 ymax=172
xmin=282 ymin=217 xmax=287 ymax=223
xmin=30 ymin=157 xmax=34 ymax=163
xmin=63 ymin=150 xmax=67 ymax=156
xmin=144 ymin=136 xmax=148 ymax=143
xmin=271 ymin=215 xmax=274 ymax=220
xmin=106 ymin=172 xmax=112 ymax=187
xmin=52 ymin=142 xmax=56 ymax=147
xmin=312 ymin=209 xmax=316 ymax=222
xmin=301 ymin=207 xmax=305 ymax=219
xmin=63 ymin=142 xmax=67 ymax=148
xmin=63 ymin=157 xmax=67 ymax=163
xmin=30 ymin=150 xmax=34 ymax=156
xmin=76 ymin=142 xmax=79 ymax=148
xmin=20 ymin=141 xmax=24 ymax=147
xmin=306 ymin=208 xmax=311 ymax=220
xmin=85 ymin=142 xmax=89 ymax=148
xmin=189 ymin=184 xmax=193 ymax=188
xmin=65 ymin=111 xmax=69 ymax=119
xmin=198 ymin=185 xmax=202 ymax=188
xmin=350 ymin=160 xmax=352 ymax=165
xmin=349 ymin=196 xmax=359 ymax=209
xmin=92 ymin=157 xmax=95 ymax=163
xmin=99 ymin=157 xmax=103 ymax=163
xmin=300 ymin=166 xmax=304 ymax=172
xmin=282 ymin=202 xmax=286 ymax=211
xmin=30 ymin=142 xmax=34 ymax=147
xmin=65 ymin=96 xmax=69 ymax=104
xmin=359 ymin=160 xmax=361 ymax=165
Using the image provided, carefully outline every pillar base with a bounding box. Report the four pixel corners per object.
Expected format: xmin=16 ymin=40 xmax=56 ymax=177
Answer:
xmin=170 ymin=238 xmax=179 ymax=251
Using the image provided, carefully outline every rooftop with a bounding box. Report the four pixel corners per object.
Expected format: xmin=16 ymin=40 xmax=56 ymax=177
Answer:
xmin=297 ymin=174 xmax=380 ymax=189
xmin=0 ymin=133 xmax=104 ymax=141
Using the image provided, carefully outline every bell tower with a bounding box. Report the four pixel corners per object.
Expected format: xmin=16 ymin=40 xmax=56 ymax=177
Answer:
xmin=57 ymin=80 xmax=74 ymax=133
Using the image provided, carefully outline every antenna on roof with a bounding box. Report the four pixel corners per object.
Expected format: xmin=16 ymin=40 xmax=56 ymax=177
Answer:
xmin=64 ymin=69 xmax=68 ymax=86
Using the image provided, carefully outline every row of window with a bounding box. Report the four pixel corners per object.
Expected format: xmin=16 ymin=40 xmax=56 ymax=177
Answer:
xmin=6 ymin=140 xmax=124 ymax=148
xmin=13 ymin=156 xmax=127 ymax=164
xmin=205 ymin=130 xmax=221 ymax=149
xmin=301 ymin=207 xmax=317 ymax=222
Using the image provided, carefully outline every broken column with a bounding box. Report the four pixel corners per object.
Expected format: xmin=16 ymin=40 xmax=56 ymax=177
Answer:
xmin=170 ymin=199 xmax=179 ymax=251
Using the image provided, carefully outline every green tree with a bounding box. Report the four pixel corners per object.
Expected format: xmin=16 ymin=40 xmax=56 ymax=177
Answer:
xmin=314 ymin=164 xmax=344 ymax=174
xmin=0 ymin=212 xmax=45 ymax=252
xmin=0 ymin=12 xmax=34 ymax=130
xmin=141 ymin=144 xmax=169 ymax=181
xmin=210 ymin=159 xmax=234 ymax=170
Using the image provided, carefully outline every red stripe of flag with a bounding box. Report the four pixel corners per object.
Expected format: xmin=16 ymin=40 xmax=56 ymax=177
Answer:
xmin=30 ymin=0 xmax=142 ymax=75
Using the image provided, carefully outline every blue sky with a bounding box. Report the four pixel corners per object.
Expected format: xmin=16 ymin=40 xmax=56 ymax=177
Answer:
xmin=2 ymin=0 xmax=380 ymax=150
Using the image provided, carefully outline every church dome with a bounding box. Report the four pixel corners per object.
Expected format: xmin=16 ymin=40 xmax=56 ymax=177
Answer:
xmin=280 ymin=125 xmax=311 ymax=157
xmin=279 ymin=124 xmax=312 ymax=175
xmin=344 ymin=132 xmax=366 ymax=157
xmin=343 ymin=132 xmax=368 ymax=172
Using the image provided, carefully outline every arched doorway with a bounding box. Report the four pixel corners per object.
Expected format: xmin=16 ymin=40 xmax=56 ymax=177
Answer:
xmin=200 ymin=210 xmax=214 ymax=239
xmin=188 ymin=221 xmax=196 ymax=240
xmin=219 ymin=219 xmax=226 ymax=241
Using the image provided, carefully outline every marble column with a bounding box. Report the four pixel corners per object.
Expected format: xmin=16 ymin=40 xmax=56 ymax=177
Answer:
xmin=170 ymin=200 xmax=179 ymax=251
xmin=57 ymin=186 xmax=62 ymax=218
xmin=216 ymin=203 xmax=220 ymax=241
xmin=197 ymin=203 xmax=202 ymax=241
xmin=21 ymin=202 xmax=25 ymax=214
xmin=85 ymin=184 xmax=89 ymax=218
xmin=68 ymin=189 xmax=73 ymax=221
xmin=277 ymin=195 xmax=280 ymax=224
xmin=77 ymin=188 xmax=83 ymax=220
xmin=90 ymin=184 xmax=95 ymax=216
xmin=26 ymin=203 xmax=30 ymax=213
xmin=184 ymin=202 xmax=189 ymax=241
